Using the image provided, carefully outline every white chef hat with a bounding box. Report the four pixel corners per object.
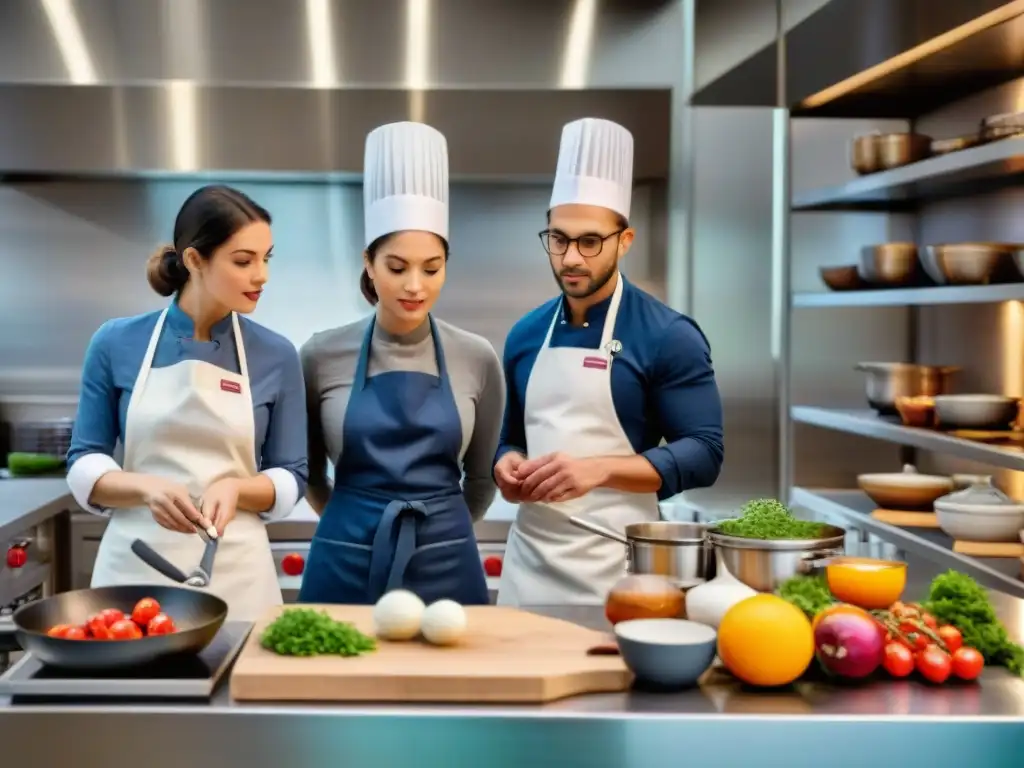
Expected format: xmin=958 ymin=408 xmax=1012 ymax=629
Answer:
xmin=549 ymin=118 xmax=634 ymax=221
xmin=363 ymin=121 xmax=449 ymax=247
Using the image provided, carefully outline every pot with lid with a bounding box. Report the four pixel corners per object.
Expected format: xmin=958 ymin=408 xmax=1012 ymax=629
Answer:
xmin=934 ymin=476 xmax=1024 ymax=542
xmin=568 ymin=517 xmax=710 ymax=588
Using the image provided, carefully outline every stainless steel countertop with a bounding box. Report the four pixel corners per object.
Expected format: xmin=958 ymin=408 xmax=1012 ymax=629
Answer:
xmin=0 ymin=478 xmax=75 ymax=541
xmin=2 ymin=574 xmax=1024 ymax=766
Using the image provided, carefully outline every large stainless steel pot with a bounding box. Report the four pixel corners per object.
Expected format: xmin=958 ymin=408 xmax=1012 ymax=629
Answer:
xmin=705 ymin=525 xmax=846 ymax=593
xmin=569 ymin=517 xmax=710 ymax=588
xmin=855 ymin=362 xmax=960 ymax=415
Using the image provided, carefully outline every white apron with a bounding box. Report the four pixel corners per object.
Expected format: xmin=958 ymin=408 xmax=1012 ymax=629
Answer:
xmin=498 ymin=275 xmax=660 ymax=606
xmin=90 ymin=308 xmax=282 ymax=621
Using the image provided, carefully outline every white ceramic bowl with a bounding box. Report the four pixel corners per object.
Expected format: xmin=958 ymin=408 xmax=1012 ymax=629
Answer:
xmin=935 ymin=506 xmax=1024 ymax=542
xmin=614 ymin=619 xmax=717 ymax=690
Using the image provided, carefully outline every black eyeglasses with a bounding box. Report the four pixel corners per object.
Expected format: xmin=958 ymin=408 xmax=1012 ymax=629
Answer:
xmin=538 ymin=228 xmax=625 ymax=258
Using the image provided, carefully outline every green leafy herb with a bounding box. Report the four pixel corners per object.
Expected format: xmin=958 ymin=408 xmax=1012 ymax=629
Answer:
xmin=260 ymin=608 xmax=377 ymax=657
xmin=716 ymin=498 xmax=828 ymax=540
xmin=923 ymin=570 xmax=1024 ymax=676
xmin=777 ymin=574 xmax=835 ymax=619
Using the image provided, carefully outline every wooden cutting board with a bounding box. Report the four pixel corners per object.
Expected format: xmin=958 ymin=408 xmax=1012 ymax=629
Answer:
xmin=230 ymin=605 xmax=634 ymax=703
xmin=871 ymin=509 xmax=940 ymax=528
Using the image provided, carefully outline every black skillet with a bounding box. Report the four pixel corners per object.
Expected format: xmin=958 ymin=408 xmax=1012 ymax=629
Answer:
xmin=0 ymin=585 xmax=227 ymax=670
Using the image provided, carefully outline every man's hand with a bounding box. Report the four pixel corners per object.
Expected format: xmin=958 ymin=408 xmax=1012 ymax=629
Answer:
xmin=494 ymin=451 xmax=527 ymax=502
xmin=517 ymin=453 xmax=607 ymax=503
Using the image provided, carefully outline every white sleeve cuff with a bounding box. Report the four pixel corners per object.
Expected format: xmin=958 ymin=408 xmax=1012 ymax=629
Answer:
xmin=66 ymin=453 xmax=122 ymax=516
xmin=259 ymin=468 xmax=299 ymax=522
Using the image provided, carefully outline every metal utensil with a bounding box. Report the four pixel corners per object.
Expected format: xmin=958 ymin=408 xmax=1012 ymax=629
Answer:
xmin=850 ymin=132 xmax=931 ymax=175
xmin=925 ymin=243 xmax=1022 ymax=285
xmin=855 ymin=362 xmax=959 ymax=415
xmin=1 ymin=585 xmax=227 ymax=670
xmin=705 ymin=525 xmax=846 ymax=593
xmin=131 ymin=534 xmax=219 ymax=588
xmin=569 ymin=517 xmax=710 ymax=588
xmin=933 ymin=394 xmax=1020 ymax=430
xmin=858 ymin=243 xmax=921 ymax=286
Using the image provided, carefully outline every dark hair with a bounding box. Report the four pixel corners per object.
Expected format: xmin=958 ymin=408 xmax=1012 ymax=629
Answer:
xmin=360 ymin=232 xmax=450 ymax=305
xmin=146 ymin=185 xmax=272 ymax=297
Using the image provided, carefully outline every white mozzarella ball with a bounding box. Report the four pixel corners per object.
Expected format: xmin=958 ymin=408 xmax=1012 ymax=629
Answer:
xmin=372 ymin=589 xmax=425 ymax=641
xmin=421 ymin=599 xmax=467 ymax=646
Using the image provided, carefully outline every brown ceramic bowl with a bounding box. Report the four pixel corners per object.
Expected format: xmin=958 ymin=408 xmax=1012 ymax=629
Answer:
xmin=857 ymin=465 xmax=954 ymax=510
xmin=894 ymin=396 xmax=936 ymax=428
xmin=820 ymin=265 xmax=863 ymax=291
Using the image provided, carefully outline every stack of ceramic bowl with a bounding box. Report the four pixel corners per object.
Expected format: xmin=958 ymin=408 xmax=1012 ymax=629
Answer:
xmin=934 ymin=477 xmax=1024 ymax=542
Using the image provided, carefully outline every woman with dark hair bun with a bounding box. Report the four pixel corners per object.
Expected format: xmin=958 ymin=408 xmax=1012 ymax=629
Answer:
xmin=66 ymin=184 xmax=309 ymax=621
xmin=299 ymin=122 xmax=505 ymax=606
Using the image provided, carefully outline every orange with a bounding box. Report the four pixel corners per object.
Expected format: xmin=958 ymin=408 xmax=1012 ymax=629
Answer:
xmin=826 ymin=557 xmax=906 ymax=610
xmin=717 ymin=594 xmax=814 ymax=687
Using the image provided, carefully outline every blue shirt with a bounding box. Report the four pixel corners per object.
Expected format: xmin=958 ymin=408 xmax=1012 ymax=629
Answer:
xmin=495 ymin=276 xmax=724 ymax=500
xmin=67 ymin=301 xmax=309 ymax=501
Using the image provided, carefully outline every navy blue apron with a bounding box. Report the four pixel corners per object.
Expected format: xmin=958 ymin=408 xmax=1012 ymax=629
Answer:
xmin=298 ymin=315 xmax=489 ymax=606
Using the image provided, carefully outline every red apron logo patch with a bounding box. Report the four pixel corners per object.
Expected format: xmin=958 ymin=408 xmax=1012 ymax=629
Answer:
xmin=582 ymin=356 xmax=608 ymax=370
xmin=220 ymin=379 xmax=242 ymax=394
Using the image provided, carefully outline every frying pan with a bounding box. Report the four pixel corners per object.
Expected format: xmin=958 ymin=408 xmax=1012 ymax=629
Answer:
xmin=1 ymin=584 xmax=227 ymax=670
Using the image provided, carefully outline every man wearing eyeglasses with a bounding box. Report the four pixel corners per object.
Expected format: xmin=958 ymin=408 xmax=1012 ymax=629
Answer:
xmin=493 ymin=117 xmax=724 ymax=606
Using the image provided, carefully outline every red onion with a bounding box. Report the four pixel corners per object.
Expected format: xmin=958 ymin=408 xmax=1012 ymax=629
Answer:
xmin=814 ymin=610 xmax=885 ymax=679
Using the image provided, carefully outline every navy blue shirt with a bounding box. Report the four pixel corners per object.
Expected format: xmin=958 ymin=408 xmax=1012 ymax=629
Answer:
xmin=67 ymin=301 xmax=309 ymax=517
xmin=495 ymin=276 xmax=724 ymax=500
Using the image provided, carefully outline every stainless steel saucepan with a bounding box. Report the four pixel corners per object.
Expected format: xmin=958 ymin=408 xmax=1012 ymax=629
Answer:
xmin=569 ymin=517 xmax=710 ymax=588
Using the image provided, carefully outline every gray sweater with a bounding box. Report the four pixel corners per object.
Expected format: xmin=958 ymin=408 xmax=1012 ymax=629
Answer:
xmin=301 ymin=314 xmax=505 ymax=521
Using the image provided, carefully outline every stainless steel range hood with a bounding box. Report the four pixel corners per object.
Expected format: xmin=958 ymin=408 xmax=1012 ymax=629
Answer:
xmin=0 ymin=0 xmax=678 ymax=180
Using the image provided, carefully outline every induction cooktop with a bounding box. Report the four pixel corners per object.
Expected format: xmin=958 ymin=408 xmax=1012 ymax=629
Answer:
xmin=0 ymin=621 xmax=251 ymax=702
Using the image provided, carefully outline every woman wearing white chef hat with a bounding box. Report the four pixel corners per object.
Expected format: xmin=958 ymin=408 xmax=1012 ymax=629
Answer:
xmin=494 ymin=117 xmax=724 ymax=605
xmin=66 ymin=185 xmax=309 ymax=621
xmin=299 ymin=121 xmax=505 ymax=606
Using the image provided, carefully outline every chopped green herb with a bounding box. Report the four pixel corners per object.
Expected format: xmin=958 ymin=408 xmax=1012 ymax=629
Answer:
xmin=716 ymin=498 xmax=828 ymax=540
xmin=924 ymin=571 xmax=1024 ymax=676
xmin=777 ymin=574 xmax=835 ymax=619
xmin=260 ymin=608 xmax=377 ymax=657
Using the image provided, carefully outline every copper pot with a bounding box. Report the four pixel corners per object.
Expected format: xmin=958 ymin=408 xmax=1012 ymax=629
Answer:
xmin=851 ymin=133 xmax=932 ymax=175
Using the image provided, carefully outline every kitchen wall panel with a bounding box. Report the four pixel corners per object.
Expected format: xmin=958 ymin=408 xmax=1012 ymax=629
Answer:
xmin=0 ymin=178 xmax=663 ymax=398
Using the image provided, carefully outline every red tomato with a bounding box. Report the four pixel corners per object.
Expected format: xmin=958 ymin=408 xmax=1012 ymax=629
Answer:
xmin=936 ymin=625 xmax=962 ymax=653
xmin=920 ymin=612 xmax=938 ymax=630
xmin=46 ymin=624 xmax=74 ymax=638
xmin=6 ymin=546 xmax=27 ymax=569
xmin=86 ymin=615 xmax=111 ymax=639
xmin=951 ymin=647 xmax=984 ymax=681
xmin=882 ymin=642 xmax=914 ymax=677
xmin=483 ymin=556 xmax=503 ymax=577
xmin=131 ymin=597 xmax=161 ymax=627
xmin=109 ymin=619 xmax=143 ymax=640
xmin=281 ymin=553 xmax=305 ymax=577
xmin=147 ymin=614 xmax=177 ymax=636
xmin=915 ymin=646 xmax=952 ymax=684
xmin=64 ymin=626 xmax=88 ymax=641
xmin=99 ymin=608 xmax=125 ymax=627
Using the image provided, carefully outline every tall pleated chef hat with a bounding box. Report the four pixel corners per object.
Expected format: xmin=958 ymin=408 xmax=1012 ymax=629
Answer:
xmin=549 ymin=117 xmax=634 ymax=220
xmin=363 ymin=121 xmax=449 ymax=247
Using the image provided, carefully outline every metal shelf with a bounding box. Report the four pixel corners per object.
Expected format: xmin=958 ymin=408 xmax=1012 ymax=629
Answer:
xmin=790 ymin=488 xmax=1024 ymax=598
xmin=792 ymin=137 xmax=1024 ymax=211
xmin=792 ymin=406 xmax=1024 ymax=471
xmin=688 ymin=0 xmax=1024 ymax=119
xmin=793 ymin=283 xmax=1024 ymax=308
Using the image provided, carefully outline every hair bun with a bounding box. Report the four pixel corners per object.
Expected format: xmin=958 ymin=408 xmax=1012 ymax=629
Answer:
xmin=146 ymin=245 xmax=188 ymax=296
